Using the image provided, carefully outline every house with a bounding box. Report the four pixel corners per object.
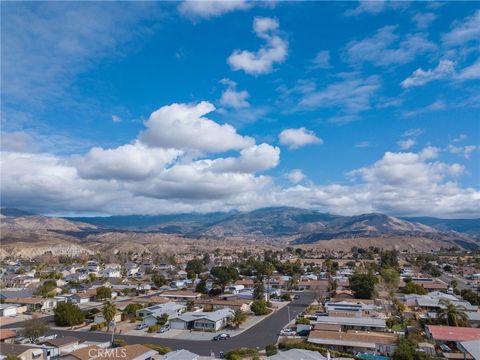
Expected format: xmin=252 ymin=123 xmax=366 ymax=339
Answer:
xmin=299 ymin=280 xmax=329 ymax=291
xmin=41 ymin=336 xmax=80 ymax=359
xmin=101 ymin=268 xmax=121 ymax=279
xmin=308 ymin=330 xmax=397 ymax=355
xmin=399 ymin=278 xmax=449 ymax=292
xmin=268 ymin=349 xmax=327 ymax=360
xmin=160 ymin=291 xmax=201 ymax=301
xmin=324 ymin=300 xmax=376 ymax=318
xmin=234 ymin=279 xmax=255 ymax=289
xmin=426 ymin=325 xmax=480 ymax=343
xmin=4 ymin=297 xmax=57 ymax=312
xmin=136 ymin=302 xmax=186 ymax=326
xmin=459 ymin=340 xmax=480 ymax=360
xmin=194 ymin=298 xmax=251 ymax=312
xmin=70 ymin=289 xmax=96 ymax=304
xmin=0 ymin=304 xmax=18 ymax=317
xmin=93 ymin=312 xmax=122 ymax=325
xmin=161 ymin=349 xmax=199 ymax=360
xmin=65 ymin=273 xmax=88 ymax=283
xmin=0 ymin=343 xmax=47 ymax=360
xmin=0 ymin=330 xmax=17 ymax=344
xmin=314 ymin=316 xmax=386 ymax=332
xmin=169 ymin=308 xmax=234 ymax=332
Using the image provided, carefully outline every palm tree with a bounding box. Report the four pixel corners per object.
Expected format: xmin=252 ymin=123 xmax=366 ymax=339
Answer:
xmin=436 ymin=299 xmax=468 ymax=327
xmin=230 ymin=309 xmax=247 ymax=328
xmin=102 ymin=301 xmax=117 ymax=332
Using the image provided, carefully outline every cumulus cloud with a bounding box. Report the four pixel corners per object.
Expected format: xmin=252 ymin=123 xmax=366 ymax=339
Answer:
xmin=140 ymin=101 xmax=254 ymax=153
xmin=219 ymin=79 xmax=250 ymax=109
xmin=448 ymin=144 xmax=478 ymax=159
xmin=111 ymin=115 xmax=121 ymax=123
xmin=178 ymin=0 xmax=251 ymax=20
xmin=456 ymin=59 xmax=480 ymax=80
xmin=279 ymin=128 xmax=323 ymax=150
xmin=228 ymin=17 xmax=288 ymax=75
xmin=401 ymin=59 xmax=455 ymax=88
xmin=346 ymin=26 xmax=436 ymax=66
xmin=397 ymin=139 xmax=416 ymax=150
xmin=72 ymin=141 xmax=182 ymax=181
xmin=442 ymin=9 xmax=480 ymax=46
xmin=285 ymin=169 xmax=306 ymax=184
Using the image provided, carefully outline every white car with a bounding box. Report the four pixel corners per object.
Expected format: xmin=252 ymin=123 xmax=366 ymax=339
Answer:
xmin=136 ymin=323 xmax=148 ymax=330
xmin=279 ymin=328 xmax=296 ymax=336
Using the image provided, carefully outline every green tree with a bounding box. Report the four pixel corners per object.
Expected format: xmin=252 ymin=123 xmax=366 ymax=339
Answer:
xmin=123 ymin=303 xmax=143 ymax=317
xmin=381 ymin=268 xmax=400 ymax=290
xmin=22 ymin=315 xmax=49 ymax=343
xmin=96 ymin=286 xmax=112 ymax=300
xmin=195 ymin=280 xmax=207 ymax=293
xmin=265 ymin=344 xmax=277 ymax=356
xmin=151 ymin=274 xmax=167 ymax=287
xmin=250 ymin=300 xmax=271 ymax=315
xmin=436 ymin=299 xmax=468 ymax=327
xmin=186 ymin=259 xmax=205 ymax=278
xmin=253 ymin=282 xmax=265 ymax=300
xmin=157 ymin=313 xmax=169 ymax=326
xmin=102 ymin=301 xmax=117 ymax=332
xmin=429 ymin=266 xmax=442 ymax=278
xmin=54 ymin=303 xmax=85 ymax=327
xmin=349 ymin=272 xmax=377 ymax=299
xmin=380 ymin=250 xmax=399 ymax=269
xmin=210 ymin=266 xmax=239 ymax=291
xmin=231 ymin=309 xmax=247 ymax=328
xmin=36 ymin=280 xmax=57 ymax=298
xmin=402 ymin=281 xmax=427 ymax=295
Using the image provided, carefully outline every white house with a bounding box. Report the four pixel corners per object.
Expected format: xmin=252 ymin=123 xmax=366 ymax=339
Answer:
xmin=0 ymin=304 xmax=18 ymax=317
xmin=137 ymin=302 xmax=186 ymax=326
xmin=101 ymin=268 xmax=121 ymax=278
xmin=169 ymin=308 xmax=234 ymax=332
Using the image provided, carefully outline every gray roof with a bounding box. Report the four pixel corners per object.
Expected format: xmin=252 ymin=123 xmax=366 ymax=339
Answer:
xmin=460 ymin=340 xmax=480 ymax=360
xmin=269 ymin=349 xmax=326 ymax=360
xmin=161 ymin=349 xmax=199 ymax=360
xmin=0 ymin=290 xmax=35 ymax=298
xmin=315 ymin=316 xmax=386 ymax=328
xmin=174 ymin=308 xmax=234 ymax=323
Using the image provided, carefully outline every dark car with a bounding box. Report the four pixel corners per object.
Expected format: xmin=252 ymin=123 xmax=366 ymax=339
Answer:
xmin=213 ymin=333 xmax=230 ymax=341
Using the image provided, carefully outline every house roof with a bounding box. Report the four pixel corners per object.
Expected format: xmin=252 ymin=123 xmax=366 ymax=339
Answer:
xmin=66 ymin=344 xmax=156 ymax=360
xmin=4 ymin=297 xmax=44 ymax=305
xmin=43 ymin=336 xmax=79 ymax=347
xmin=174 ymin=308 xmax=234 ymax=323
xmin=161 ymin=291 xmax=201 ymax=298
xmin=161 ymin=349 xmax=199 ymax=360
xmin=0 ymin=329 xmax=17 ymax=341
xmin=195 ymin=298 xmax=250 ymax=307
xmin=460 ymin=340 xmax=480 ymax=360
xmin=0 ymin=343 xmax=43 ymax=357
xmin=315 ymin=316 xmax=386 ymax=328
xmin=308 ymin=330 xmax=397 ymax=348
xmin=269 ymin=348 xmax=326 ymax=360
xmin=428 ymin=325 xmax=480 ymax=342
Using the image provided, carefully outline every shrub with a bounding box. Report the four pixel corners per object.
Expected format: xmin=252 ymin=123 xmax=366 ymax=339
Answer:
xmin=281 ymin=293 xmax=291 ymax=301
xmin=54 ymin=303 xmax=85 ymax=327
xmin=225 ymin=348 xmax=258 ymax=360
xmin=250 ymin=300 xmax=272 ymax=316
xmin=148 ymin=324 xmax=160 ymax=333
xmin=112 ymin=339 xmax=126 ymax=347
xmin=265 ymin=344 xmax=277 ymax=356
xmin=296 ymin=317 xmax=310 ymax=325
xmin=143 ymin=344 xmax=172 ymax=355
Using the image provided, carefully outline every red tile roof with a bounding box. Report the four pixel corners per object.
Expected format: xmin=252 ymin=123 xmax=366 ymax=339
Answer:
xmin=428 ymin=325 xmax=480 ymax=342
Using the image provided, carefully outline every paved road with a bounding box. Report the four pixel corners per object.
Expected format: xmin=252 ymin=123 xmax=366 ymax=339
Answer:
xmin=440 ymin=273 xmax=478 ymax=292
xmin=47 ymin=292 xmax=315 ymax=356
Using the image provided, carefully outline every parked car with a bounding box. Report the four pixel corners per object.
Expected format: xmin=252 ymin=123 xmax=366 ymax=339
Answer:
xmin=212 ymin=333 xmax=230 ymax=341
xmin=135 ymin=323 xmax=147 ymax=330
xmin=279 ymin=328 xmax=296 ymax=336
xmin=293 ymin=294 xmax=300 ymax=300
xmin=157 ymin=324 xmax=170 ymax=333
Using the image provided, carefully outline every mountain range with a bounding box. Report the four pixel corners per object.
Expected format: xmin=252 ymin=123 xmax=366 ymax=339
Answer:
xmin=1 ymin=207 xmax=479 ymax=258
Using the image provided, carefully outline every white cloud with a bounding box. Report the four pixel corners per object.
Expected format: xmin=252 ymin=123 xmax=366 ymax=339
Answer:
xmin=442 ymin=9 xmax=480 ymax=46
xmin=402 ymin=100 xmax=446 ymax=118
xmin=397 ymin=139 xmax=416 ymax=150
xmin=285 ymin=169 xmax=305 ymax=184
xmin=401 ymin=59 xmax=455 ymax=88
xmin=456 ymin=58 xmax=480 ymax=80
xmin=402 ymin=128 xmax=424 ymax=137
xmin=228 ymin=17 xmax=288 ymax=75
xmin=207 ymin=143 xmax=280 ymax=173
xmin=311 ymin=50 xmax=331 ymax=69
xmin=412 ymin=12 xmax=436 ymax=29
xmin=346 ymin=26 xmax=436 ymax=66
xmin=219 ymin=79 xmax=250 ymax=109
xmin=178 ymin=0 xmax=251 ymax=20
xmin=140 ymin=101 xmax=254 ymax=153
xmin=72 ymin=141 xmax=182 ymax=181
xmin=298 ymin=75 xmax=381 ymax=116
xmin=111 ymin=115 xmax=121 ymax=123
xmin=279 ymin=128 xmax=323 ymax=150
xmin=344 ymin=0 xmax=408 ymax=17
xmin=448 ymin=144 xmax=478 ymax=159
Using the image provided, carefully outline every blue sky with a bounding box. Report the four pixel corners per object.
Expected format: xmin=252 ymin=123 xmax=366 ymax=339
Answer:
xmin=1 ymin=1 xmax=479 ymax=218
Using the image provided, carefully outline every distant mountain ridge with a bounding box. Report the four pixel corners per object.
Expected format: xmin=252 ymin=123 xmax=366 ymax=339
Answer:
xmin=1 ymin=207 xmax=479 ymax=250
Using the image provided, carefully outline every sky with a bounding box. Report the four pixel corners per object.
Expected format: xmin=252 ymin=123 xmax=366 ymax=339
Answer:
xmin=1 ymin=1 xmax=479 ymax=218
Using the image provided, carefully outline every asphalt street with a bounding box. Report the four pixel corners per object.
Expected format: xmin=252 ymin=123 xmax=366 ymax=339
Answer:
xmin=45 ymin=292 xmax=315 ymax=356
